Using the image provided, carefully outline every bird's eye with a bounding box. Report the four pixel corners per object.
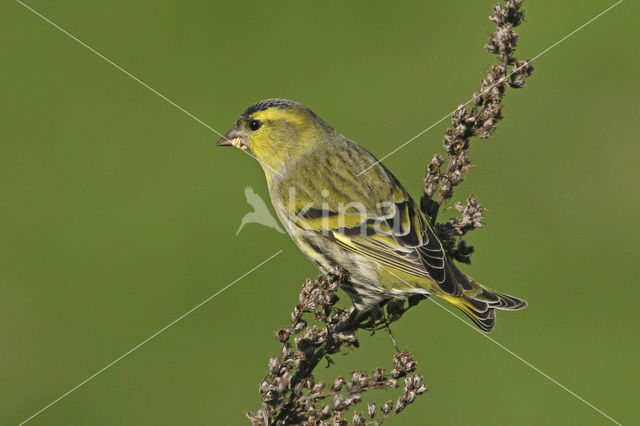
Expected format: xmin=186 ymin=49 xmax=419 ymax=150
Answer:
xmin=249 ymin=119 xmax=262 ymax=131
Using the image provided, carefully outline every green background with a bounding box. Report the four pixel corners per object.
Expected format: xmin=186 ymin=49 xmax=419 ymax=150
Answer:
xmin=2 ymin=1 xmax=638 ymax=424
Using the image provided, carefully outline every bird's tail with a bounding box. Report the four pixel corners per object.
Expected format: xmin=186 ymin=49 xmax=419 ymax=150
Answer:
xmin=442 ymin=284 xmax=527 ymax=333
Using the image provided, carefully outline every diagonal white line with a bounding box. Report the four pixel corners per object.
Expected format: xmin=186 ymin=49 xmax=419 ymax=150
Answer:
xmin=14 ymin=0 xmax=625 ymax=423
xmin=17 ymin=250 xmax=283 ymax=426
xmin=376 ymin=263 xmax=622 ymax=425
xmin=527 ymin=0 xmax=624 ymax=64
xmin=358 ymin=0 xmax=625 ymax=175
xmin=427 ymin=297 xmax=623 ymax=426
xmin=15 ymin=0 xmax=282 ymax=176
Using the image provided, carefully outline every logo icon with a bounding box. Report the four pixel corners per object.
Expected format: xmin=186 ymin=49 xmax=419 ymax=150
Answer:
xmin=236 ymin=186 xmax=285 ymax=235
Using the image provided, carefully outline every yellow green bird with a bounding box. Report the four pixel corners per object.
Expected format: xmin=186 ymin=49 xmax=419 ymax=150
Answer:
xmin=217 ymin=99 xmax=526 ymax=332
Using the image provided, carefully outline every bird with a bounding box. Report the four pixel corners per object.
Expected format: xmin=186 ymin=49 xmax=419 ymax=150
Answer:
xmin=236 ymin=186 xmax=285 ymax=235
xmin=217 ymin=98 xmax=526 ymax=332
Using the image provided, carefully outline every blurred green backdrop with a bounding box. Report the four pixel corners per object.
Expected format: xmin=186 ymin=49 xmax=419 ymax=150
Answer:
xmin=2 ymin=1 xmax=638 ymax=424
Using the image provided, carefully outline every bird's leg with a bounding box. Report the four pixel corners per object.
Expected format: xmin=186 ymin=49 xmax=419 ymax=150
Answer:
xmin=429 ymin=202 xmax=440 ymax=227
xmin=345 ymin=306 xmax=361 ymax=330
xmin=331 ymin=306 xmax=360 ymax=334
xmin=385 ymin=325 xmax=400 ymax=352
xmin=350 ymin=300 xmax=390 ymax=331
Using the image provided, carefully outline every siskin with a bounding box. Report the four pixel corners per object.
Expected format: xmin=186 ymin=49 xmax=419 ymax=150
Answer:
xmin=218 ymin=99 xmax=526 ymax=332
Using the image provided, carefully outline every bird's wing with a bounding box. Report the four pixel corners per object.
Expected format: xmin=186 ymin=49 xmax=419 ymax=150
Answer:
xmin=291 ymin=194 xmax=470 ymax=295
xmin=280 ymin=143 xmax=468 ymax=296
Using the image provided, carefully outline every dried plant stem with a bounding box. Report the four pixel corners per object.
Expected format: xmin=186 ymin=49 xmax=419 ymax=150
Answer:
xmin=422 ymin=0 xmax=533 ymax=262
xmin=250 ymin=1 xmax=533 ymax=424
xmin=247 ymin=270 xmax=427 ymax=425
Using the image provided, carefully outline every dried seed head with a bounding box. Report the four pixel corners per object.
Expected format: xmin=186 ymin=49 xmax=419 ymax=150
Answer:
xmin=391 ymin=352 xmax=418 ymax=378
xmin=332 ymin=376 xmax=346 ymax=392
xmin=352 ymin=411 xmax=365 ymax=426
xmin=331 ymin=410 xmax=347 ymax=426
xmin=293 ymin=319 xmax=307 ymax=333
xmin=373 ymin=368 xmax=386 ymax=382
xmin=275 ymin=327 xmax=291 ymax=343
xmin=368 ymin=402 xmax=377 ymax=419
xmin=395 ymin=396 xmax=407 ymax=414
xmin=424 ymin=0 xmax=530 ymax=216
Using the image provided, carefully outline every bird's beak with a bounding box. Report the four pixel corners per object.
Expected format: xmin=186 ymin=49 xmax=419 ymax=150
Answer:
xmin=216 ymin=128 xmax=247 ymax=149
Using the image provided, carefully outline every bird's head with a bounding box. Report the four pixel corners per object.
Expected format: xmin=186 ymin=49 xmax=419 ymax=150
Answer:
xmin=217 ymin=99 xmax=330 ymax=176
